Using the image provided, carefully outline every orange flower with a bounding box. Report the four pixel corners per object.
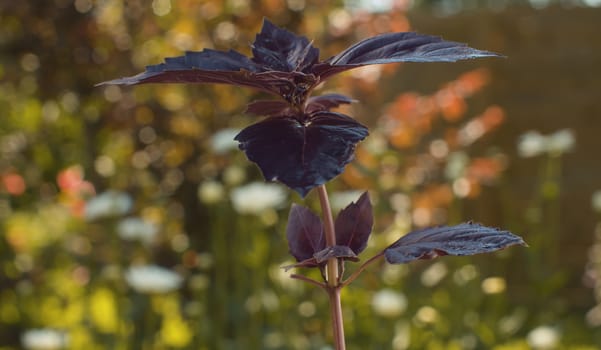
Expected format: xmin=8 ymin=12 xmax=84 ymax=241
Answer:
xmin=1 ymin=172 xmax=26 ymax=196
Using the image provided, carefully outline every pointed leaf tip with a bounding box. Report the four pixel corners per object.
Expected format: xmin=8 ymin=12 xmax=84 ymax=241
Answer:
xmin=330 ymin=32 xmax=501 ymax=65
xmin=252 ymin=18 xmax=319 ymax=73
xmin=383 ymin=222 xmax=525 ymax=264
xmin=313 ymin=32 xmax=503 ymax=80
xmin=335 ymin=192 xmax=373 ymax=255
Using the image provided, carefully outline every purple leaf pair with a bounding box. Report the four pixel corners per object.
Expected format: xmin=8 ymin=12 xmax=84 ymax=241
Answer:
xmin=286 ymin=192 xmax=373 ymax=268
xmin=99 ymin=18 xmax=500 ymax=197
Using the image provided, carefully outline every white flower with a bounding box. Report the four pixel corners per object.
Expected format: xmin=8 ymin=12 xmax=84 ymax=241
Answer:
xmin=481 ymin=276 xmax=506 ymax=294
xmin=420 ymin=262 xmax=448 ymax=287
xmin=21 ymin=329 xmax=68 ymax=350
xmin=364 ymin=132 xmax=387 ymax=155
xmin=117 ymin=217 xmax=159 ymax=244
xmin=210 ymin=128 xmax=240 ymax=154
xmin=517 ymin=129 xmax=575 ymax=158
xmin=85 ymin=190 xmax=132 ymax=220
xmin=197 ymin=180 xmax=225 ymax=204
xmin=330 ymin=190 xmax=364 ymax=212
xmin=125 ymin=265 xmax=183 ymax=294
xmin=586 ymin=304 xmax=601 ymax=326
xmin=230 ymin=182 xmax=286 ymax=215
xmin=444 ymin=151 xmax=469 ymax=180
xmin=527 ymin=325 xmax=560 ymax=349
xmin=518 ymin=131 xmax=547 ymax=158
xmin=371 ymin=289 xmax=407 ymax=318
xmin=389 ymin=193 xmax=411 ymax=214
xmin=415 ymin=306 xmax=439 ymax=324
xmin=592 ymin=190 xmax=601 ymax=213
xmin=546 ymin=129 xmax=575 ymax=155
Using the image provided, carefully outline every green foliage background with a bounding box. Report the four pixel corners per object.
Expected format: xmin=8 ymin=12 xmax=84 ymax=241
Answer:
xmin=1 ymin=1 xmax=600 ymax=349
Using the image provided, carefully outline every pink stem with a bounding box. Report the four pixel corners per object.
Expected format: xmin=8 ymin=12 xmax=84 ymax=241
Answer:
xmin=316 ymin=185 xmax=346 ymax=350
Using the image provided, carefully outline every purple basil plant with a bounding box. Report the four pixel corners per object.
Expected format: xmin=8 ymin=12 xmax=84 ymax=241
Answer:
xmin=100 ymin=18 xmax=525 ymax=349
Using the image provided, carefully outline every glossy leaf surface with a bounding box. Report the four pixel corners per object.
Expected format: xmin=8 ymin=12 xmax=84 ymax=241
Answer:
xmin=334 ymin=192 xmax=373 ymax=255
xmin=97 ymin=19 xmax=320 ymax=102
xmin=384 ymin=222 xmax=525 ymax=264
xmin=235 ymin=112 xmax=368 ymax=197
xmin=99 ymin=19 xmax=500 ymax=103
xmin=314 ymin=32 xmax=501 ymax=79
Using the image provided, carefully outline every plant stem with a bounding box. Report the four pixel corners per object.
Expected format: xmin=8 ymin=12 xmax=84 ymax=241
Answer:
xmin=328 ymin=287 xmax=345 ymax=350
xmin=316 ymin=185 xmax=346 ymax=350
xmin=316 ymin=185 xmax=338 ymax=286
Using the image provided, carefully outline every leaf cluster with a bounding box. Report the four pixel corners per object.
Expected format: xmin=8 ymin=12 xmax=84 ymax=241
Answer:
xmin=100 ymin=18 xmax=500 ymax=197
xmin=285 ymin=192 xmax=524 ymax=282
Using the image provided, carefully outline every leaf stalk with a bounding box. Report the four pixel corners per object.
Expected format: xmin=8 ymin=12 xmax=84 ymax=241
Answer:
xmin=340 ymin=251 xmax=384 ymax=288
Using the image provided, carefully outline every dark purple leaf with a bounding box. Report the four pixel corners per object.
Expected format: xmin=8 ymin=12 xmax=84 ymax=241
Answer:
xmin=384 ymin=222 xmax=526 ymax=264
xmin=97 ymin=49 xmax=257 ymax=85
xmin=331 ymin=32 xmax=501 ymax=64
xmin=251 ymin=19 xmax=319 ymax=73
xmin=335 ymin=192 xmax=373 ymax=255
xmin=306 ymin=94 xmax=355 ymax=114
xmin=314 ymin=245 xmax=359 ymax=264
xmin=235 ymin=111 xmax=368 ymax=196
xmin=97 ymin=19 xmax=321 ymax=103
xmin=286 ymin=204 xmax=325 ymax=262
xmin=245 ymin=93 xmax=354 ymax=117
xmin=97 ymin=61 xmax=312 ymax=98
xmin=313 ymin=32 xmax=502 ymax=80
xmin=282 ymin=245 xmax=359 ymax=271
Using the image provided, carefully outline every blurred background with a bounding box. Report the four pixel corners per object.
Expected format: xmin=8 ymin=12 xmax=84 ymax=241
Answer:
xmin=1 ymin=0 xmax=601 ymax=349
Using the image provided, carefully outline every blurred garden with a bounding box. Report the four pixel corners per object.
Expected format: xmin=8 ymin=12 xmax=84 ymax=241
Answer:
xmin=2 ymin=0 xmax=601 ymax=349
